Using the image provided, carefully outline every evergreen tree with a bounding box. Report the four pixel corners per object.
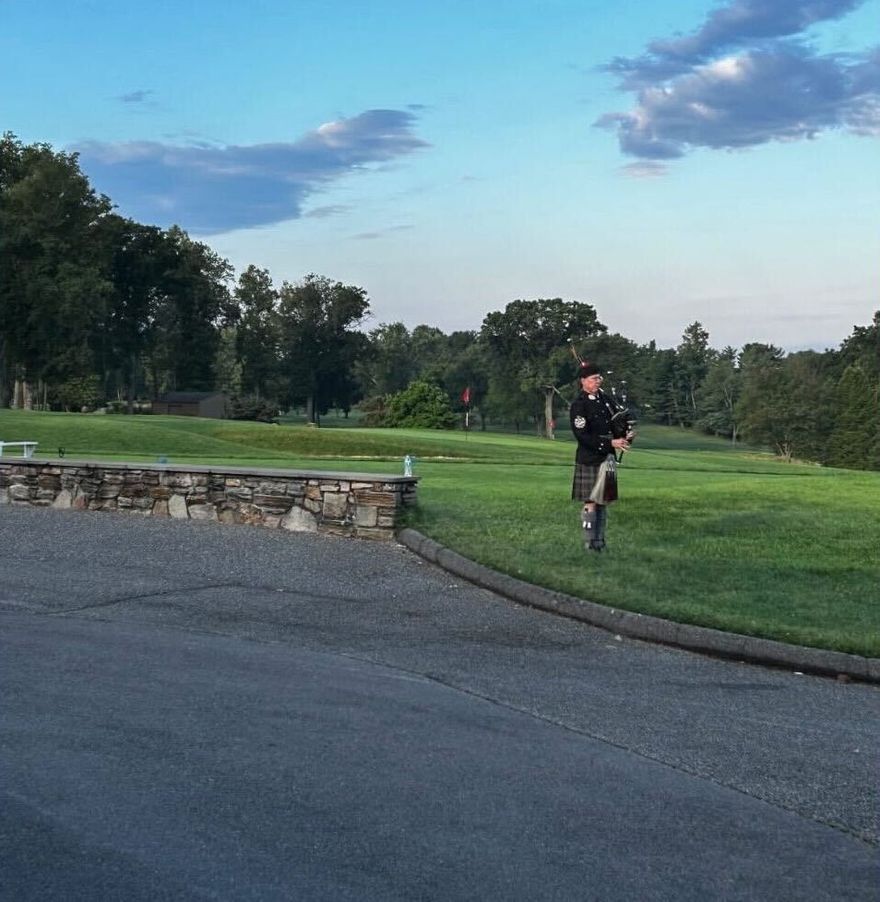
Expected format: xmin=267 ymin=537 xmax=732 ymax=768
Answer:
xmin=828 ymin=364 xmax=874 ymax=470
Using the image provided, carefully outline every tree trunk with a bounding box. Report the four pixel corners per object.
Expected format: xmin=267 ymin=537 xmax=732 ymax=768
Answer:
xmin=543 ymin=387 xmax=555 ymax=439
xmin=0 ymin=338 xmax=8 ymax=408
xmin=127 ymin=352 xmax=137 ymax=414
xmin=305 ymin=394 xmax=319 ymax=425
xmin=15 ymin=378 xmax=34 ymax=410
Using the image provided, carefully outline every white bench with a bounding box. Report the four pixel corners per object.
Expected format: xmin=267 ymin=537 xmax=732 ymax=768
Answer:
xmin=0 ymin=441 xmax=38 ymax=459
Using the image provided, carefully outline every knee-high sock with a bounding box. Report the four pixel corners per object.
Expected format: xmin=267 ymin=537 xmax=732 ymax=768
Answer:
xmin=594 ymin=505 xmax=608 ymax=548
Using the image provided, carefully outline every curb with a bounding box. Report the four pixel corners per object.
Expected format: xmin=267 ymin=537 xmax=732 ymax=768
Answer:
xmin=396 ymin=528 xmax=880 ymax=685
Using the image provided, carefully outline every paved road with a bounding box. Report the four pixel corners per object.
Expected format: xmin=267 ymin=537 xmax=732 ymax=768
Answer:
xmin=1 ymin=504 xmax=877 ymax=900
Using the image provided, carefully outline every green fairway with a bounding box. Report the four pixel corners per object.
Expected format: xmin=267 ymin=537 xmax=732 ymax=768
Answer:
xmin=2 ymin=408 xmax=877 ymax=657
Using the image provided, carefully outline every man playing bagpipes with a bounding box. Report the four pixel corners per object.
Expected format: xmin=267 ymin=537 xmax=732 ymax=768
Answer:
xmin=569 ymin=360 xmax=635 ymax=552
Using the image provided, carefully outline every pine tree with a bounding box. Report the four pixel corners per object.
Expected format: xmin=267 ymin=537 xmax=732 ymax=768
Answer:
xmin=828 ymin=364 xmax=873 ymax=470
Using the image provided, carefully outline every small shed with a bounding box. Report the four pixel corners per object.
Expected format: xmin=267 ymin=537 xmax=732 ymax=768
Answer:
xmin=153 ymin=391 xmax=228 ymax=419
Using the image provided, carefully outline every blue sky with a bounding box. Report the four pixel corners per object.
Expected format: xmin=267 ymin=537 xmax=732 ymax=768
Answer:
xmin=2 ymin=0 xmax=878 ymax=350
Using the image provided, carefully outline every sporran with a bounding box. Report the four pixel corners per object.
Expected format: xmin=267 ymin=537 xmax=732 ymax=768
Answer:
xmin=589 ymin=453 xmax=618 ymax=504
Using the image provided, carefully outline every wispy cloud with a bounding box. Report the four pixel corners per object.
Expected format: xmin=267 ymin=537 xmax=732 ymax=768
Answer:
xmin=596 ymin=0 xmax=880 ymax=164
xmin=117 ymin=89 xmax=155 ymax=104
xmin=621 ymin=161 xmax=668 ymax=178
xmin=75 ymin=109 xmax=430 ymax=233
xmin=351 ymin=224 xmax=413 ymax=240
xmin=304 ymin=204 xmax=352 ymax=218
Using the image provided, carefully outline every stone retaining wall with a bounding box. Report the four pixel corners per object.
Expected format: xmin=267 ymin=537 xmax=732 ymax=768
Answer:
xmin=0 ymin=459 xmax=418 ymax=540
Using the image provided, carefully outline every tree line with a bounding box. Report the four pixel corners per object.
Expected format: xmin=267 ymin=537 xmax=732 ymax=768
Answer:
xmin=1 ymin=133 xmax=877 ymax=471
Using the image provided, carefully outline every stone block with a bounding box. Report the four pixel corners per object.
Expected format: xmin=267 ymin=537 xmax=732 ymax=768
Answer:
xmin=9 ymin=484 xmax=31 ymax=502
xmin=153 ymin=499 xmax=169 ymax=517
xmin=254 ymin=494 xmax=291 ymax=514
xmin=281 ymin=506 xmax=318 ymax=532
xmin=233 ymin=504 xmax=265 ymax=526
xmin=354 ymin=504 xmax=378 ymax=528
xmin=322 ymin=492 xmax=348 ymax=520
xmin=150 ymin=486 xmax=172 ymax=500
xmin=353 ymin=490 xmax=398 ymax=507
xmin=320 ymin=522 xmax=353 ymax=537
xmin=169 ymin=494 xmax=189 ymax=519
xmin=355 ymin=527 xmax=395 ymax=541
xmin=188 ymin=504 xmax=218 ymax=521
xmin=256 ymin=480 xmax=289 ymax=495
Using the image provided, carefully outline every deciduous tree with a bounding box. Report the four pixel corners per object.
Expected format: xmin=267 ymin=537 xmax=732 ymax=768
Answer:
xmin=278 ymin=274 xmax=370 ymax=423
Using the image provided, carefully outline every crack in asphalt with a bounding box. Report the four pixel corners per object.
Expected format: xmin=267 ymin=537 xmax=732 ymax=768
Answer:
xmin=5 ymin=588 xmax=876 ymax=849
xmin=2 ymin=582 xmax=381 ymax=616
xmin=334 ymin=650 xmax=879 ymax=850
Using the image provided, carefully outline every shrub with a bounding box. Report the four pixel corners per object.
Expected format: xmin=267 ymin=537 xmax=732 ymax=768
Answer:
xmin=357 ymin=394 xmax=390 ymax=427
xmin=385 ymin=381 xmax=456 ymax=429
xmin=50 ymin=375 xmax=102 ymax=412
xmin=228 ymin=395 xmax=279 ymax=423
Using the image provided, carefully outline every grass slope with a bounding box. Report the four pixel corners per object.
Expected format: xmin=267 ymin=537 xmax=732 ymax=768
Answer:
xmin=2 ymin=409 xmax=877 ymax=656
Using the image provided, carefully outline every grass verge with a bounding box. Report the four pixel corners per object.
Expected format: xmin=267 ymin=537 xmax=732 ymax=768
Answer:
xmin=2 ymin=409 xmax=877 ymax=656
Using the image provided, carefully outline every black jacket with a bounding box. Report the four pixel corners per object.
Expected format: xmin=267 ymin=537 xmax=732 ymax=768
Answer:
xmin=570 ymin=389 xmax=616 ymax=465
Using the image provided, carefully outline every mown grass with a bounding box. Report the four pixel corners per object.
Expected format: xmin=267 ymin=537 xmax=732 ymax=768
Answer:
xmin=2 ymin=408 xmax=877 ymax=656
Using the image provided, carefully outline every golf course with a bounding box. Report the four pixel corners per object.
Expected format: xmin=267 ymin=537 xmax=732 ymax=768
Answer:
xmin=2 ymin=408 xmax=877 ymax=658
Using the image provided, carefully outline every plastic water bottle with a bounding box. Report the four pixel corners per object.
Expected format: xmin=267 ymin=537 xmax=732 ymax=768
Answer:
xmin=403 ymin=454 xmax=413 ymax=477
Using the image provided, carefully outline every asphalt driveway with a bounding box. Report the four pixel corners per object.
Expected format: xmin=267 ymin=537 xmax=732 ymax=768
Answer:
xmin=1 ymin=504 xmax=877 ymax=900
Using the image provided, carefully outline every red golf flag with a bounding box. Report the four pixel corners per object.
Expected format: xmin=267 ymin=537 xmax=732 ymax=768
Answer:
xmin=461 ymin=386 xmax=471 ymax=406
